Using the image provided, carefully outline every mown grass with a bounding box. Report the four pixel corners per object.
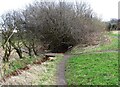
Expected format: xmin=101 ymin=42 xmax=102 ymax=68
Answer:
xmin=65 ymin=31 xmax=119 ymax=85
xmin=65 ymin=52 xmax=118 ymax=85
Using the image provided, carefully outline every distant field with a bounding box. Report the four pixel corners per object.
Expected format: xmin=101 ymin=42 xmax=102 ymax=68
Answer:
xmin=65 ymin=52 xmax=118 ymax=85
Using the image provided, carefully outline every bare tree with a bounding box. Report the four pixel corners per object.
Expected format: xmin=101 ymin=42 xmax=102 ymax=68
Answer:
xmin=1 ymin=1 xmax=105 ymax=56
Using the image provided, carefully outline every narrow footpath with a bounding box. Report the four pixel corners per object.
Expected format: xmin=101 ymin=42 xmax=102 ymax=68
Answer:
xmin=56 ymin=54 xmax=70 ymax=85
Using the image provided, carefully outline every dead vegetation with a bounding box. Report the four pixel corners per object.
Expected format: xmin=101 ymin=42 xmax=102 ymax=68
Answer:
xmin=0 ymin=54 xmax=62 ymax=85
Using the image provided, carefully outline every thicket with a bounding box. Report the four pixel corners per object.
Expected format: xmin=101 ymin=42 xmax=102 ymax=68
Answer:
xmin=0 ymin=1 xmax=105 ymax=62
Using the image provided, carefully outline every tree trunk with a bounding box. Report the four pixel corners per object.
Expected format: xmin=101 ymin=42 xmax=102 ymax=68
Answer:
xmin=16 ymin=48 xmax=23 ymax=58
xmin=3 ymin=49 xmax=8 ymax=62
xmin=33 ymin=47 xmax=38 ymax=56
xmin=28 ymin=48 xmax=32 ymax=57
xmin=32 ymin=44 xmax=38 ymax=56
xmin=2 ymin=43 xmax=12 ymax=62
xmin=9 ymin=40 xmax=23 ymax=59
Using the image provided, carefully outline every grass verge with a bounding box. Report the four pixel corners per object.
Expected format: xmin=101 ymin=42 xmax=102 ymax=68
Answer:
xmin=1 ymin=54 xmax=64 ymax=85
xmin=65 ymin=52 xmax=118 ymax=85
xmin=38 ymin=54 xmax=63 ymax=85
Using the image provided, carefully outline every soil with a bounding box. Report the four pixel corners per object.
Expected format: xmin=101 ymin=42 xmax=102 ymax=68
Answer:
xmin=56 ymin=54 xmax=70 ymax=85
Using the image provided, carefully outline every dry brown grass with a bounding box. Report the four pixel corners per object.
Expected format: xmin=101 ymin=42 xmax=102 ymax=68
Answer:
xmin=111 ymin=30 xmax=120 ymax=34
xmin=0 ymin=54 xmax=63 ymax=85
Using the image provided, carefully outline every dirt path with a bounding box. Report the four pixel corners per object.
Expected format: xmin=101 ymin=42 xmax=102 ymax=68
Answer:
xmin=56 ymin=54 xmax=70 ymax=85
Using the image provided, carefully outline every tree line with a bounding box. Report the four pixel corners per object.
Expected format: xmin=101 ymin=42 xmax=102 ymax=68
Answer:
xmin=106 ymin=18 xmax=118 ymax=31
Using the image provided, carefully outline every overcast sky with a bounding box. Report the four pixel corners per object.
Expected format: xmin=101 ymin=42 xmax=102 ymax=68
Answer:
xmin=0 ymin=0 xmax=119 ymax=21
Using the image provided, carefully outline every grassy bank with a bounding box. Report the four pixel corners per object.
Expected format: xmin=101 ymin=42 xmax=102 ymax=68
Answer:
xmin=70 ymin=31 xmax=118 ymax=54
xmin=1 ymin=54 xmax=63 ymax=85
xmin=1 ymin=56 xmax=42 ymax=77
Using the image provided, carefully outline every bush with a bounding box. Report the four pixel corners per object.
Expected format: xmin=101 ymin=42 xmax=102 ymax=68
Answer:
xmin=22 ymin=1 xmax=105 ymax=52
xmin=1 ymin=1 xmax=105 ymax=55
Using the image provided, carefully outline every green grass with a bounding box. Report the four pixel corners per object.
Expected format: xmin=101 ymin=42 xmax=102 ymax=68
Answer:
xmin=66 ymin=31 xmax=119 ymax=85
xmin=65 ymin=52 xmax=118 ymax=85
xmin=92 ymin=37 xmax=118 ymax=51
xmin=91 ymin=32 xmax=119 ymax=51
xmin=70 ymin=32 xmax=118 ymax=54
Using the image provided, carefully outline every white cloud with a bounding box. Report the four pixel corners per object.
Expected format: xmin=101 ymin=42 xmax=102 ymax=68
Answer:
xmin=0 ymin=0 xmax=33 ymax=15
xmin=87 ymin=0 xmax=119 ymax=21
xmin=0 ymin=0 xmax=119 ymax=21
